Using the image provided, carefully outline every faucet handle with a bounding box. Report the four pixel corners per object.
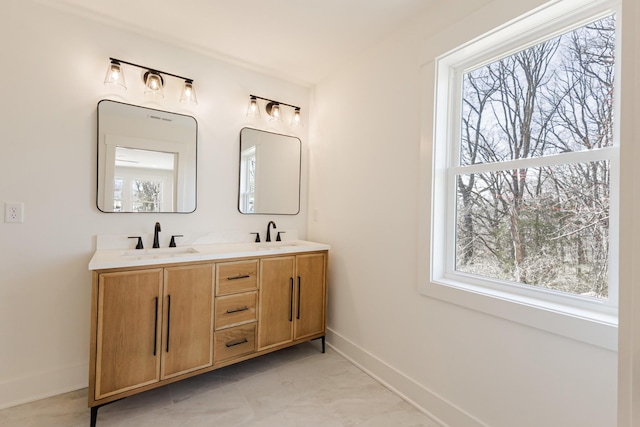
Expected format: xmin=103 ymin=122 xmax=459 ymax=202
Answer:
xmin=128 ymin=236 xmax=144 ymax=249
xmin=250 ymin=232 xmax=261 ymax=243
xmin=276 ymin=231 xmax=285 ymax=242
xmin=169 ymin=235 xmax=183 ymax=248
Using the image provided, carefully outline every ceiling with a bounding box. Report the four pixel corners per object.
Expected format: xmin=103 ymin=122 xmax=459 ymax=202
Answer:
xmin=44 ymin=0 xmax=437 ymax=85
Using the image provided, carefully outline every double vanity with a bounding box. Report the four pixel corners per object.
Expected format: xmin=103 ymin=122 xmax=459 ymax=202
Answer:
xmin=87 ymin=236 xmax=329 ymax=426
xmin=91 ymin=99 xmax=315 ymax=425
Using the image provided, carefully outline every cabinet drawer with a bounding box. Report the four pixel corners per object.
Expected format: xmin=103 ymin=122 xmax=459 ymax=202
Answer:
xmin=214 ymin=323 xmax=256 ymax=363
xmin=215 ymin=292 xmax=257 ymax=330
xmin=216 ymin=260 xmax=258 ymax=295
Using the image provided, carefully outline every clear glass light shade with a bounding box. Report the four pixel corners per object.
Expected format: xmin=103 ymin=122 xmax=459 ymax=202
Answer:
xmin=104 ymin=61 xmax=127 ymax=89
xmin=267 ymin=102 xmax=282 ymax=122
xmin=180 ymin=80 xmax=197 ymax=105
xmin=144 ymin=71 xmax=164 ymax=98
xmin=291 ymin=108 xmax=302 ymax=127
xmin=246 ymin=97 xmax=261 ymax=118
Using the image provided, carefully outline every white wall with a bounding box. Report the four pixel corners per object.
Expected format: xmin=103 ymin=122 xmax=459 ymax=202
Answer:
xmin=309 ymin=0 xmax=632 ymax=425
xmin=0 ymin=0 xmax=310 ymax=409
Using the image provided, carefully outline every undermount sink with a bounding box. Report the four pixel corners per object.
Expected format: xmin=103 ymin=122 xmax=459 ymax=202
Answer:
xmin=120 ymin=247 xmax=199 ymax=258
xmin=255 ymin=241 xmax=302 ymax=250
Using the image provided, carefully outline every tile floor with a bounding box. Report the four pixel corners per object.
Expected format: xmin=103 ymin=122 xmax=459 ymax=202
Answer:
xmin=0 ymin=342 xmax=439 ymax=427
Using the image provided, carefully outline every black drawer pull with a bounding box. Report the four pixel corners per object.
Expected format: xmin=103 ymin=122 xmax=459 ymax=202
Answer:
xmin=297 ymin=276 xmax=301 ymax=320
xmin=225 ymin=338 xmax=248 ymax=348
xmin=166 ymin=295 xmax=171 ymax=353
xmin=289 ymin=278 xmax=294 ymax=322
xmin=226 ymin=306 xmax=250 ymax=314
xmin=227 ymin=275 xmax=250 ymax=280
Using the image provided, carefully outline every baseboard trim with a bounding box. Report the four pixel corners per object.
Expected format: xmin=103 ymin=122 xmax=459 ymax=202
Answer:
xmin=326 ymin=328 xmax=489 ymax=427
xmin=0 ymin=363 xmax=87 ymax=410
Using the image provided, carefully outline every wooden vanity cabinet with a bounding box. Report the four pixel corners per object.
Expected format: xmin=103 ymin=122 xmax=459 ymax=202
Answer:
xmin=89 ymin=251 xmax=327 ymax=426
xmin=258 ymin=253 xmax=327 ymax=350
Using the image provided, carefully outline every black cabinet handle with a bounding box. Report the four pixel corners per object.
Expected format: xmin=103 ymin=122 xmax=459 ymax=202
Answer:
xmin=153 ymin=297 xmax=158 ymax=356
xmin=289 ymin=278 xmax=294 ymax=322
xmin=226 ymin=306 xmax=249 ymax=314
xmin=297 ymin=276 xmax=301 ymax=320
xmin=225 ymin=338 xmax=248 ymax=348
xmin=227 ymin=275 xmax=250 ymax=281
xmin=166 ymin=295 xmax=171 ymax=353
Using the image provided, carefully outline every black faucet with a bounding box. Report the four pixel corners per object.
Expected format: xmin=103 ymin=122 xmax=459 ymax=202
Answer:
xmin=266 ymin=221 xmax=277 ymax=242
xmin=153 ymin=222 xmax=161 ymax=248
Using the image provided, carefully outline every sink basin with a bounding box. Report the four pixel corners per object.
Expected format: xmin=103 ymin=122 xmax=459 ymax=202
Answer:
xmin=120 ymin=247 xmax=199 ymax=258
xmin=255 ymin=242 xmax=302 ymax=250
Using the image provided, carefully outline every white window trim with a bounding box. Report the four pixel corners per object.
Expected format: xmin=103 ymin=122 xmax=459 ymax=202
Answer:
xmin=418 ymin=0 xmax=621 ymax=351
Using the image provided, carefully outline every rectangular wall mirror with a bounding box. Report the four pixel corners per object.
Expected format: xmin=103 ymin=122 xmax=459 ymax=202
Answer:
xmin=97 ymin=100 xmax=197 ymax=213
xmin=239 ymin=127 xmax=301 ymax=215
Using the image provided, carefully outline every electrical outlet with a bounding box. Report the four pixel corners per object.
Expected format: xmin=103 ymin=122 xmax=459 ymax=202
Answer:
xmin=5 ymin=202 xmax=24 ymax=223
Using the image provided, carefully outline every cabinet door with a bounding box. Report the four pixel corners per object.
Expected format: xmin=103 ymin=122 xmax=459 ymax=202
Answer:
xmin=258 ymin=256 xmax=295 ymax=350
xmin=294 ymin=253 xmax=327 ymax=340
xmin=161 ymin=264 xmax=214 ymax=379
xmin=95 ymin=269 xmax=163 ymax=400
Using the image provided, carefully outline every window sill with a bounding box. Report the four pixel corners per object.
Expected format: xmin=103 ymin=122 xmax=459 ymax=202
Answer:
xmin=419 ymin=277 xmax=617 ymax=351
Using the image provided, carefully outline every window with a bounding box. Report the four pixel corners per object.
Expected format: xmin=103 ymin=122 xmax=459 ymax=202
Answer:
xmin=427 ymin=0 xmax=620 ymax=341
xmin=239 ymin=146 xmax=257 ymax=213
xmin=113 ymin=177 xmax=163 ymax=212
xmin=131 ymin=179 xmax=163 ymax=212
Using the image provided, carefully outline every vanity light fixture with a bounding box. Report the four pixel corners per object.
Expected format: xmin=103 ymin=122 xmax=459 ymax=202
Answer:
xmin=103 ymin=57 xmax=197 ymax=105
xmin=246 ymin=95 xmax=302 ymax=127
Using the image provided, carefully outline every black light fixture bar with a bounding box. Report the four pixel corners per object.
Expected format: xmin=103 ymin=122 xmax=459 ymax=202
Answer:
xmin=250 ymin=94 xmax=299 ymax=110
xmin=110 ymin=57 xmax=194 ymax=83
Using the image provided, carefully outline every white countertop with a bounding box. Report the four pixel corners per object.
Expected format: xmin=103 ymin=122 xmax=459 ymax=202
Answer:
xmin=88 ymin=240 xmax=330 ymax=270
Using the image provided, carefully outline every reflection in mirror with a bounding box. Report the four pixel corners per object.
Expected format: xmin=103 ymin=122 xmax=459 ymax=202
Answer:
xmin=239 ymin=128 xmax=301 ymax=215
xmin=113 ymin=147 xmax=176 ymax=212
xmin=97 ymin=100 xmax=197 ymax=213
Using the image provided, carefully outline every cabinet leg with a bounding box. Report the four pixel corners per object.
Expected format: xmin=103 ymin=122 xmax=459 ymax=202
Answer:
xmin=311 ymin=336 xmax=326 ymax=353
xmin=90 ymin=406 xmax=99 ymax=427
